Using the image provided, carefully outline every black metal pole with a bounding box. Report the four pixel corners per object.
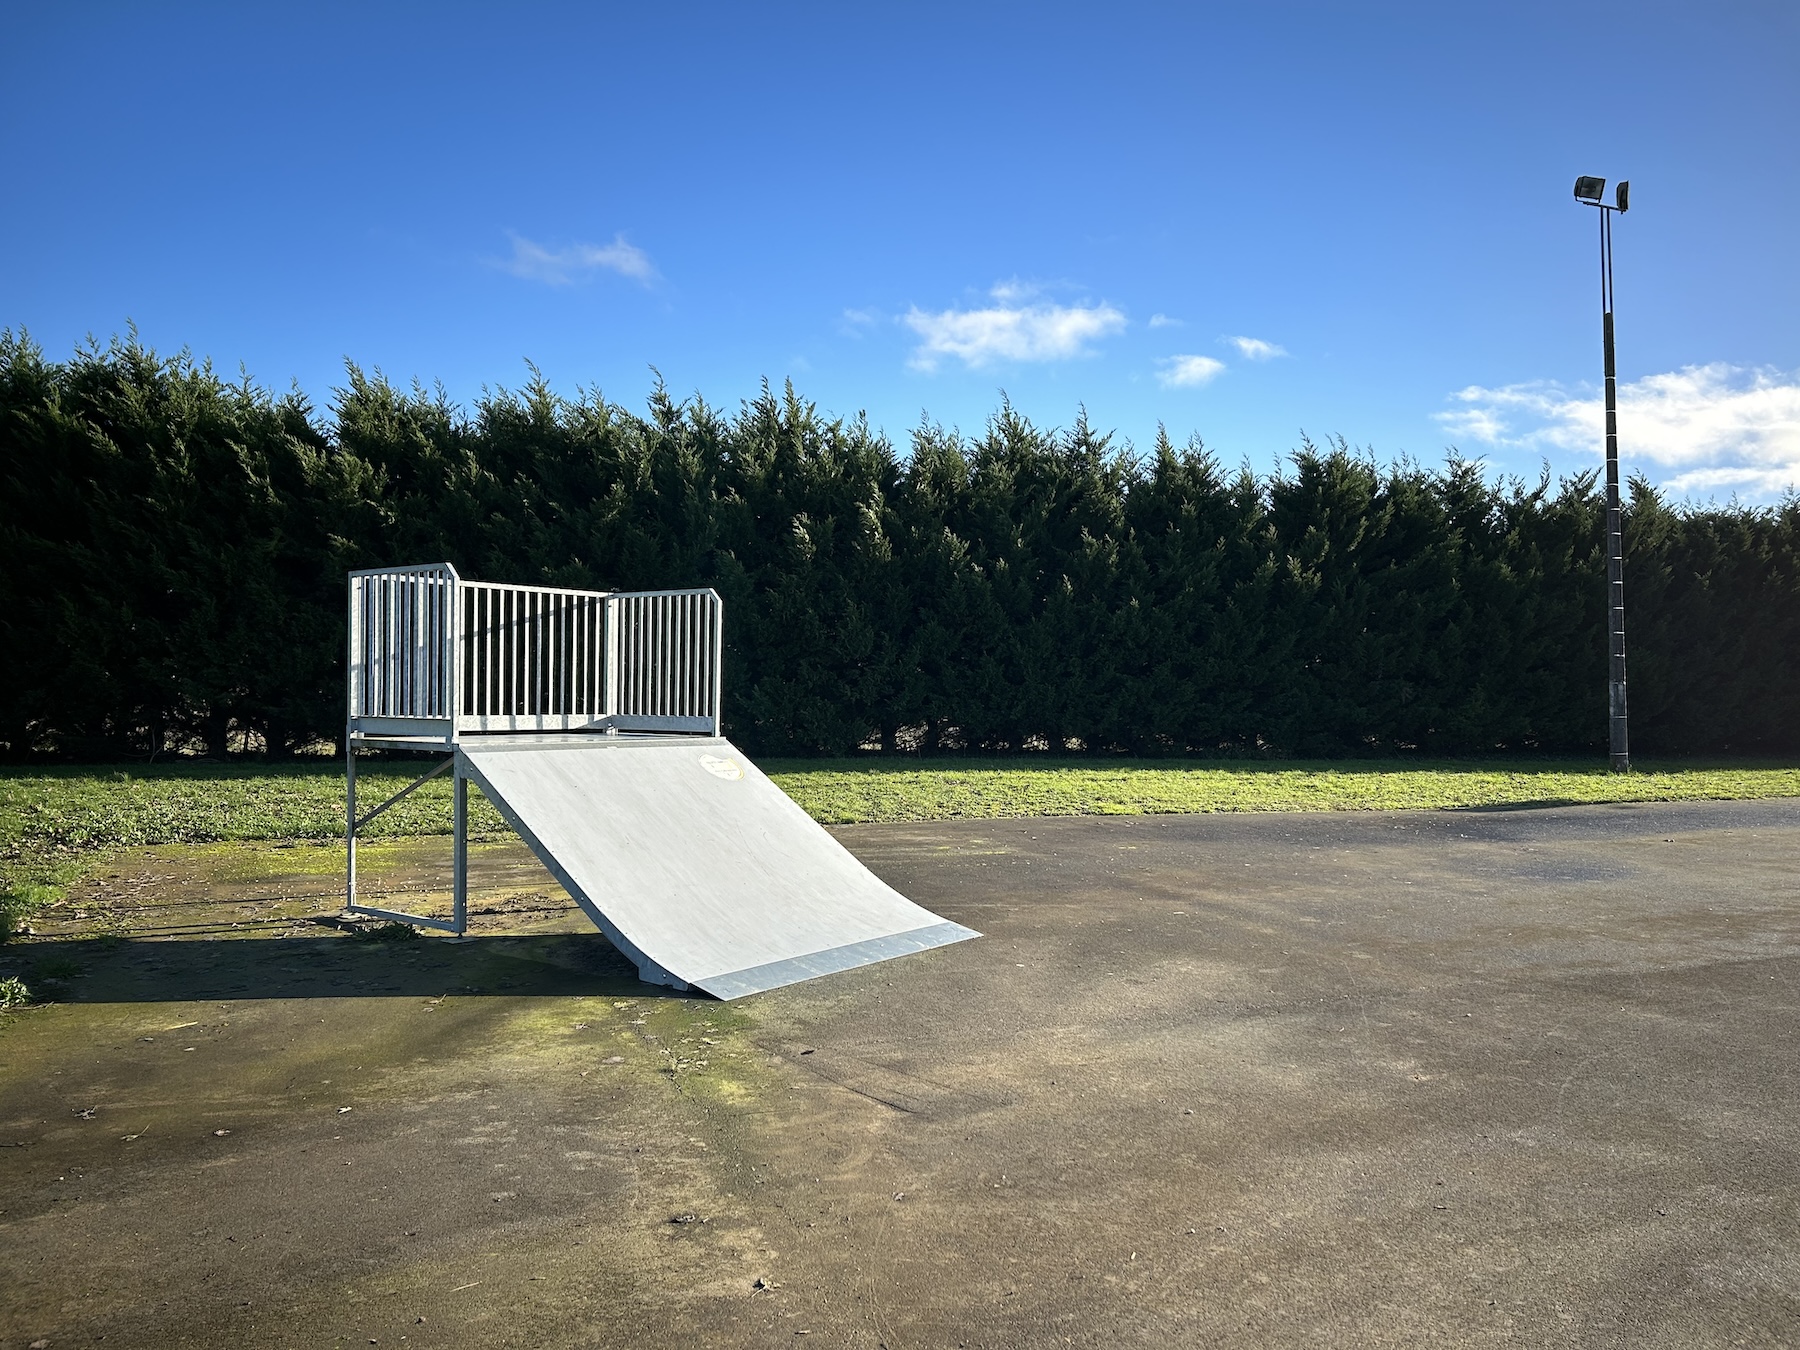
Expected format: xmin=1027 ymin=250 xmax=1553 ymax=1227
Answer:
xmin=1600 ymin=206 xmax=1629 ymax=772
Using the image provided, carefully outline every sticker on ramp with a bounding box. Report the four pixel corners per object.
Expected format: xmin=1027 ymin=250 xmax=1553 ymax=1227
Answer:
xmin=699 ymin=753 xmax=744 ymax=781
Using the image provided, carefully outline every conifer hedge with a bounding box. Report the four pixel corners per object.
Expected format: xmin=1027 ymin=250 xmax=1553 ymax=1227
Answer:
xmin=4 ymin=331 xmax=1796 ymax=760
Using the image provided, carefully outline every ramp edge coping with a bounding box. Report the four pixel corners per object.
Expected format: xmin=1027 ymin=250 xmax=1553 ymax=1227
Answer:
xmin=693 ymin=920 xmax=981 ymax=1000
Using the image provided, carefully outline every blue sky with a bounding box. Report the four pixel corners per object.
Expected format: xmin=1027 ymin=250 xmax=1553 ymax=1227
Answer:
xmin=6 ymin=2 xmax=1798 ymax=497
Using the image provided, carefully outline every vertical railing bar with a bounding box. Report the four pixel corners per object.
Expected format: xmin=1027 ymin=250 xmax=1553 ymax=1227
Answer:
xmin=423 ymin=575 xmax=432 ymax=716
xmin=370 ymin=577 xmax=380 ymax=717
xmin=392 ymin=576 xmax=401 ymax=717
xmin=405 ymin=574 xmax=415 ymax=717
xmin=425 ymin=574 xmax=433 ymax=714
xmin=447 ymin=571 xmax=459 ymax=728
xmin=603 ymin=596 xmax=614 ymax=720
xmin=348 ymin=576 xmax=361 ymax=722
xmin=383 ymin=576 xmax=394 ymax=716
xmin=420 ymin=575 xmax=429 ymax=716
xmin=407 ymin=574 xmax=415 ymax=716
xmin=437 ymin=573 xmax=447 ymax=717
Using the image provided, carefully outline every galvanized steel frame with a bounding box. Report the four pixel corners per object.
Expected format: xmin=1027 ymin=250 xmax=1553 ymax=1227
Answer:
xmin=343 ymin=562 xmax=725 ymax=932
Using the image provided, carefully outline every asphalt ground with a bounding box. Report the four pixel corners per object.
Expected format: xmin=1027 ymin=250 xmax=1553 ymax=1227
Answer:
xmin=2 ymin=799 xmax=1797 ymax=1348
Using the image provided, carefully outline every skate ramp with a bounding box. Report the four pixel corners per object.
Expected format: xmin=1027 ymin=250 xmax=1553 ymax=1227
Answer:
xmin=456 ymin=734 xmax=978 ymax=998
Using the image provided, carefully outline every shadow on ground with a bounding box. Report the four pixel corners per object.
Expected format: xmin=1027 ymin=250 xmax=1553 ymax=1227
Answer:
xmin=6 ymin=929 xmax=684 ymax=1003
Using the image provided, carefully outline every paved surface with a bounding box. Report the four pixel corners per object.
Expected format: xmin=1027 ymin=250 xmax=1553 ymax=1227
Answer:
xmin=2 ymin=799 xmax=1798 ymax=1348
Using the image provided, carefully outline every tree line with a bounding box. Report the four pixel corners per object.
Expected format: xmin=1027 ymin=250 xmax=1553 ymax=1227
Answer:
xmin=3 ymin=330 xmax=1796 ymax=761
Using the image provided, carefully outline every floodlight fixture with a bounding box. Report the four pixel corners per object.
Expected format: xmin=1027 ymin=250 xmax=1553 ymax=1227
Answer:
xmin=1574 ymin=175 xmax=1606 ymax=203
xmin=1614 ymin=180 xmax=1630 ymax=213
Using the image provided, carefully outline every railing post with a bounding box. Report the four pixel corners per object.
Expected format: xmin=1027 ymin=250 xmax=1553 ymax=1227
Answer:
xmin=446 ymin=567 xmax=461 ymax=739
xmin=604 ymin=595 xmax=617 ymax=728
xmin=711 ymin=592 xmax=724 ymax=736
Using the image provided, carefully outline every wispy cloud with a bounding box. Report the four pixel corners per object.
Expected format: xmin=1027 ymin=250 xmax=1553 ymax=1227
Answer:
xmin=497 ymin=232 xmax=657 ymax=285
xmin=903 ymin=285 xmax=1127 ymax=371
xmin=1148 ymin=313 xmax=1182 ymax=329
xmin=1157 ymin=355 xmax=1226 ymax=389
xmin=838 ymin=307 xmax=879 ymax=338
xmin=988 ymin=278 xmax=1042 ymax=304
xmin=1438 ymin=363 xmax=1800 ymax=497
xmin=1227 ymin=335 xmax=1286 ymax=361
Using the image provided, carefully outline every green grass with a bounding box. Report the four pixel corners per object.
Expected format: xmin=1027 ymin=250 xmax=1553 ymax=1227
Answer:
xmin=762 ymin=758 xmax=1800 ymax=823
xmin=3 ymin=756 xmax=1799 ymax=931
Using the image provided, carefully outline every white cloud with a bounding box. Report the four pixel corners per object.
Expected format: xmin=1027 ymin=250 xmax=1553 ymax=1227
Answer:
xmin=1148 ymin=313 xmax=1182 ymax=329
xmin=903 ymin=285 xmax=1126 ymax=371
xmin=1157 ymin=354 xmax=1226 ymax=389
xmin=1227 ymin=335 xmax=1286 ymax=361
xmin=1438 ymin=363 xmax=1800 ymax=497
xmin=988 ymin=278 xmax=1042 ymax=303
xmin=498 ymin=232 xmax=657 ymax=285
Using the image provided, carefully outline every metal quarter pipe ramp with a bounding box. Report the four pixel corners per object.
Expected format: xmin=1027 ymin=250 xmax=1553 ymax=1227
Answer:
xmin=341 ymin=564 xmax=978 ymax=998
xmin=458 ymin=734 xmax=978 ymax=998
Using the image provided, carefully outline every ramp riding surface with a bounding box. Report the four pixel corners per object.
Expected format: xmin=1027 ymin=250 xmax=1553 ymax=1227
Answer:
xmin=456 ymin=734 xmax=977 ymax=997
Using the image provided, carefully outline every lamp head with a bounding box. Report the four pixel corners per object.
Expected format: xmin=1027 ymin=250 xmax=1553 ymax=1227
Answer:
xmin=1573 ymin=175 xmax=1606 ymax=203
xmin=1614 ymin=181 xmax=1630 ymax=213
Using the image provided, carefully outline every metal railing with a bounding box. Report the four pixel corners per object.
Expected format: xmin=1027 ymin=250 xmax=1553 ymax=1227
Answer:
xmin=348 ymin=564 xmax=457 ymax=725
xmin=347 ymin=563 xmax=722 ymax=741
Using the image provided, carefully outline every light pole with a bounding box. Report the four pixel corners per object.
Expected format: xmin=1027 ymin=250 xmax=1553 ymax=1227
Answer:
xmin=1574 ymin=175 xmax=1630 ymax=773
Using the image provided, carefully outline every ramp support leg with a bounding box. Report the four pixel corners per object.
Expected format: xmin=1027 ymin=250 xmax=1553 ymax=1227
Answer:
xmin=345 ymin=735 xmax=358 ymax=911
xmin=452 ymin=759 xmax=469 ymax=934
xmin=342 ymin=753 xmax=463 ymax=933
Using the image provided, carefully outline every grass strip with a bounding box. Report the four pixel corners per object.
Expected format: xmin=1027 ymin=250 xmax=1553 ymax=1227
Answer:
xmin=8 ymin=755 xmax=1796 ymax=944
xmin=765 ymin=760 xmax=1800 ymax=823
xmin=4 ymin=757 xmax=1799 ymax=851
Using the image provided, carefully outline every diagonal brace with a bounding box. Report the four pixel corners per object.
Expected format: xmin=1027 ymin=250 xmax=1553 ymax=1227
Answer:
xmin=353 ymin=755 xmax=454 ymax=831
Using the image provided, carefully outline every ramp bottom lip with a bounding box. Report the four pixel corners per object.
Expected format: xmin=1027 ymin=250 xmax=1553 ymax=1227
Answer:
xmin=691 ymin=921 xmax=981 ymax=1000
